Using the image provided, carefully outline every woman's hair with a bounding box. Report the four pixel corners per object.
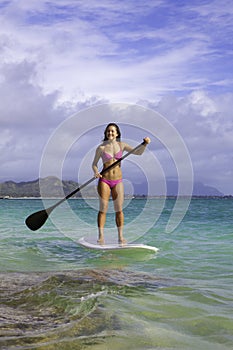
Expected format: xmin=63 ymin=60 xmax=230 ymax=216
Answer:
xmin=103 ymin=123 xmax=121 ymax=141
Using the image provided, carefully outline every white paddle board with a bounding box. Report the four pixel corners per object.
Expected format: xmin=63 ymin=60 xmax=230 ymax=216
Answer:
xmin=78 ymin=237 xmax=159 ymax=253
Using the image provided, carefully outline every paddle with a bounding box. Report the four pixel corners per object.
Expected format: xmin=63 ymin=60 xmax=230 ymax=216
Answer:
xmin=25 ymin=140 xmax=146 ymax=231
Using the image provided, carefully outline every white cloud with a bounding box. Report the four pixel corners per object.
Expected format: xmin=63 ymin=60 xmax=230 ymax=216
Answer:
xmin=152 ymin=91 xmax=233 ymax=194
xmin=1 ymin=0 xmax=232 ymax=102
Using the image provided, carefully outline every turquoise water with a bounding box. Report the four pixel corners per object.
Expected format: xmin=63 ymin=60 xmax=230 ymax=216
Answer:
xmin=0 ymin=198 xmax=232 ymax=349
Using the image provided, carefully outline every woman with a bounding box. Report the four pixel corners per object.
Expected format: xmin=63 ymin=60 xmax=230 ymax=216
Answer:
xmin=92 ymin=123 xmax=150 ymax=244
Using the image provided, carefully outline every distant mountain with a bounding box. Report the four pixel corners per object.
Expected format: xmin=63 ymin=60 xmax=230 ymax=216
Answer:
xmin=166 ymin=180 xmax=224 ymax=197
xmin=0 ymin=177 xmax=96 ymax=198
xmin=130 ymin=180 xmax=224 ymax=197
xmin=0 ymin=177 xmax=224 ymax=198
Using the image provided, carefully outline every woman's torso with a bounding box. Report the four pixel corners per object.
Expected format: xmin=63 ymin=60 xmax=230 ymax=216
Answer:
xmin=100 ymin=142 xmax=123 ymax=180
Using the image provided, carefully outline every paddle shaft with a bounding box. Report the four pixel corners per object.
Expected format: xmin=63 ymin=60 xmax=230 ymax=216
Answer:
xmin=52 ymin=140 xmax=146 ymax=207
xmin=25 ymin=140 xmax=146 ymax=230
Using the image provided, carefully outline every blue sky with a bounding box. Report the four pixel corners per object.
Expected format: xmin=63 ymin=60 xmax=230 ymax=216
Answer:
xmin=0 ymin=0 xmax=233 ymax=194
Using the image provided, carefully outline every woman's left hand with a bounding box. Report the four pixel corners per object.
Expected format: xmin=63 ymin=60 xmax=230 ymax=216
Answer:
xmin=143 ymin=137 xmax=151 ymax=144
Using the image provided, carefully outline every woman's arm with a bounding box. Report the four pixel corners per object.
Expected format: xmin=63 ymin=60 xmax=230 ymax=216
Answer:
xmin=92 ymin=146 xmax=103 ymax=178
xmin=121 ymin=137 xmax=151 ymax=155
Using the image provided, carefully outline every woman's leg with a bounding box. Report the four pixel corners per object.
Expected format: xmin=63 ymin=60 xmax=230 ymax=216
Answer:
xmin=111 ymin=181 xmax=126 ymax=243
xmin=97 ymin=180 xmax=111 ymax=243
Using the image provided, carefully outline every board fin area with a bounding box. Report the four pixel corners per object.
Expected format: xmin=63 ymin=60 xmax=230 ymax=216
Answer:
xmin=78 ymin=237 xmax=159 ymax=253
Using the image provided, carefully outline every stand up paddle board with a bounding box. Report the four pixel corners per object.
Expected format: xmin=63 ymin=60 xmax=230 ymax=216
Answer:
xmin=78 ymin=237 xmax=159 ymax=253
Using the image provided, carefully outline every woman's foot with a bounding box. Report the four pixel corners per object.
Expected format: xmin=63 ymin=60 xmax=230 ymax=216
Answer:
xmin=97 ymin=236 xmax=105 ymax=245
xmin=118 ymin=237 xmax=127 ymax=244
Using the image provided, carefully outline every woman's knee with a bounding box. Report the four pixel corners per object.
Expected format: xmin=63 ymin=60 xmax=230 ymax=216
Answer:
xmin=99 ymin=201 xmax=109 ymax=213
xmin=114 ymin=207 xmax=124 ymax=220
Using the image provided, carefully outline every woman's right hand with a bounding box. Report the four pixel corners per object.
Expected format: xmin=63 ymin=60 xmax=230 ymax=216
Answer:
xmin=94 ymin=172 xmax=102 ymax=178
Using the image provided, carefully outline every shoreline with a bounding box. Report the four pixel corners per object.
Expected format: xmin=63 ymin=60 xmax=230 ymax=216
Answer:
xmin=1 ymin=195 xmax=232 ymax=200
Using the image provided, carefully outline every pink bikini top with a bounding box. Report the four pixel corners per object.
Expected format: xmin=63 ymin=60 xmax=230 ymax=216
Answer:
xmin=101 ymin=148 xmax=123 ymax=163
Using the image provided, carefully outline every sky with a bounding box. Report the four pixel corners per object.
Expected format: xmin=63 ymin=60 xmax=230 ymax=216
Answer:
xmin=0 ymin=0 xmax=233 ymax=194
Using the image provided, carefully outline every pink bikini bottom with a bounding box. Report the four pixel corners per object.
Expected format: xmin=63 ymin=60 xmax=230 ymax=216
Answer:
xmin=99 ymin=177 xmax=122 ymax=189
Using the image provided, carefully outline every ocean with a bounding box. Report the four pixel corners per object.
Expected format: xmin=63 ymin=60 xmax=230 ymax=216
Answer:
xmin=0 ymin=198 xmax=232 ymax=349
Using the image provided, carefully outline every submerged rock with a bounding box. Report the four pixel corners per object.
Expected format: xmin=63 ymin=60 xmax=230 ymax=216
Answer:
xmin=0 ymin=269 xmax=171 ymax=349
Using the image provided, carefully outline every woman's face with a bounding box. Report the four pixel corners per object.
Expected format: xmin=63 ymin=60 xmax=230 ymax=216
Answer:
xmin=106 ymin=125 xmax=118 ymax=140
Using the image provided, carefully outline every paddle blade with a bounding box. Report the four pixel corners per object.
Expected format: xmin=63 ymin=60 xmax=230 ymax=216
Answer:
xmin=25 ymin=209 xmax=49 ymax=231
